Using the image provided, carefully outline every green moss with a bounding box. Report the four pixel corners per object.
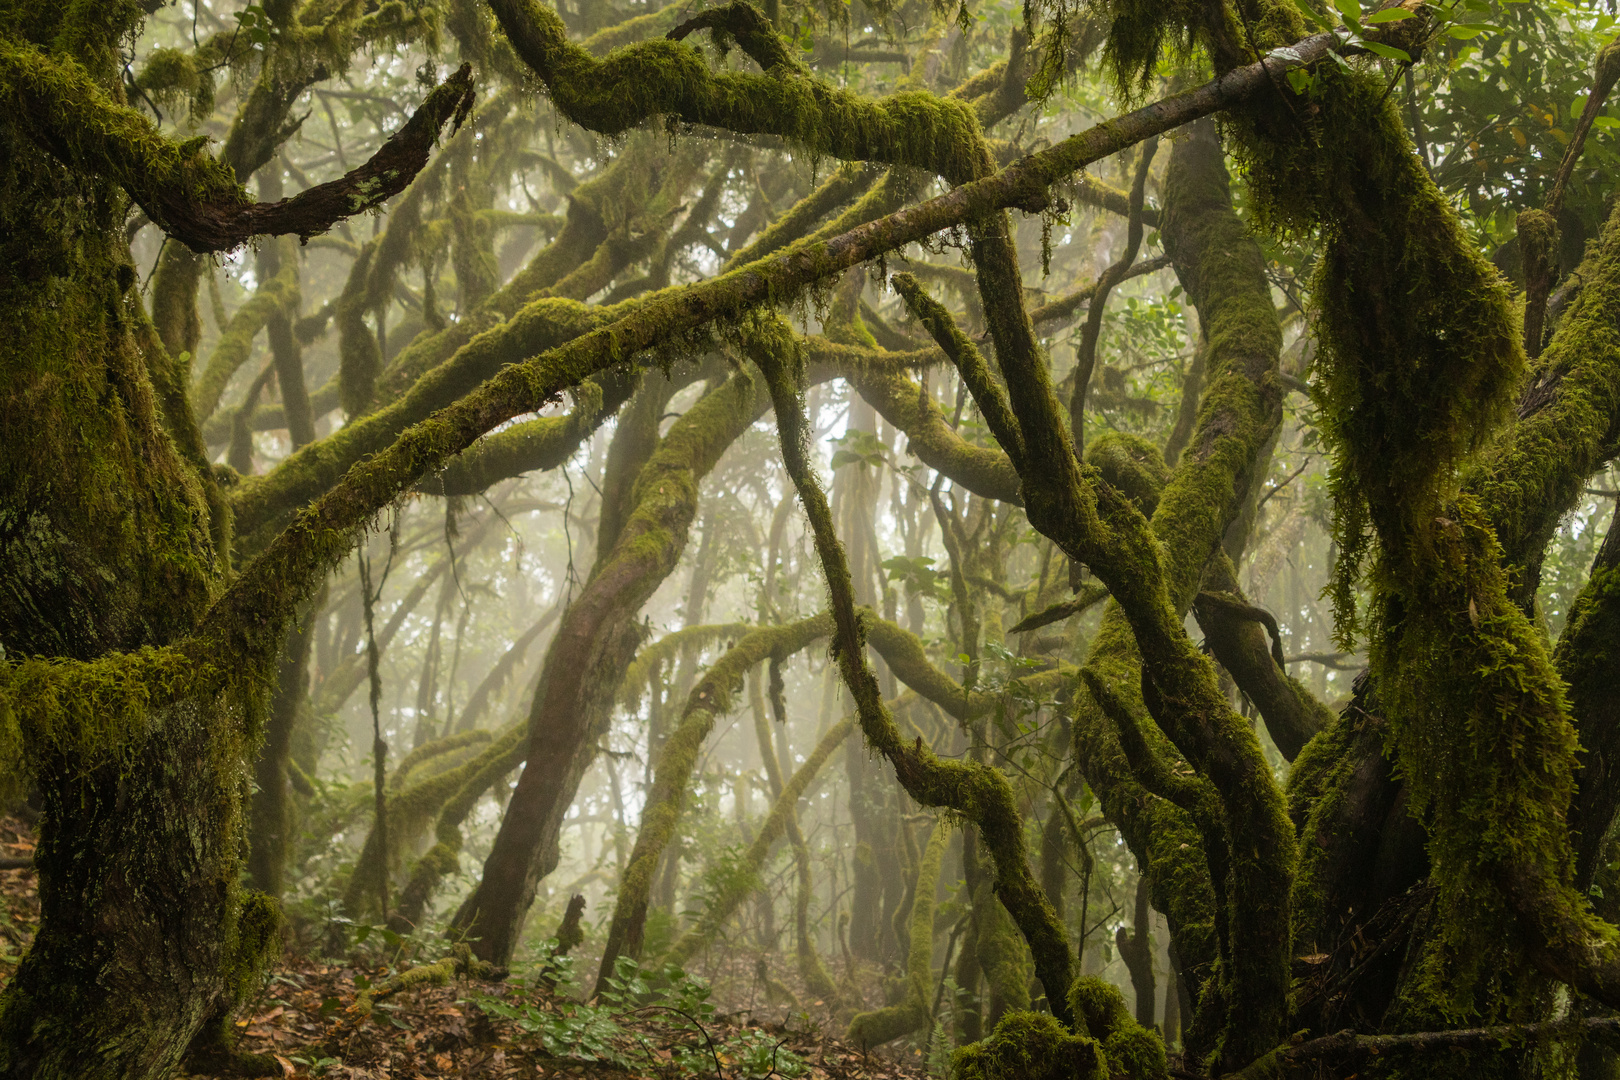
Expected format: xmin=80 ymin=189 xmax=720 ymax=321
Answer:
xmin=0 ymin=37 xmax=244 ymax=229
xmin=620 ymin=621 xmax=755 ymax=709
xmin=595 ymin=614 xmax=832 ymax=985
xmin=972 ymin=875 xmax=1033 ymax=1020
xmin=952 ymin=1011 xmax=1107 ymax=1080
xmin=135 ymin=46 xmax=211 ymax=123
xmin=667 ymin=715 xmax=855 ymax=966
xmin=1227 ymin=64 xmax=1524 ymax=633
xmin=1468 ymin=197 xmax=1620 ymax=609
xmin=394 ymin=726 xmax=528 ymax=928
xmin=350 ymin=943 xmax=494 ymax=1019
xmin=1283 ymin=706 xmax=1363 ymax=951
xmin=1046 ymin=118 xmax=1291 ymax=1070
xmin=1557 ymin=551 xmax=1620 ymax=881
xmin=224 ymin=889 xmax=283 ymax=1002
xmin=389 ymin=729 xmax=494 ymax=790
xmin=749 ymin=310 xmax=1076 ymax=1027
xmin=491 ymin=0 xmax=993 ymax=185
xmin=345 ymin=725 xmax=518 ymax=919
xmin=846 ymin=821 xmax=948 ymax=1048
xmin=1086 ymin=430 xmax=1169 ymax=517
xmin=1062 ymin=977 xmax=1169 ymax=1078
xmin=192 ymin=246 xmax=299 ymax=421
xmin=1373 ymin=498 xmax=1592 ymax=1003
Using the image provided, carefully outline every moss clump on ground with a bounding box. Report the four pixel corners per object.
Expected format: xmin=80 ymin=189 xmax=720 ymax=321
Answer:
xmin=952 ymin=979 xmax=1168 ymax=1080
xmin=953 ymin=1010 xmax=1106 ymax=1080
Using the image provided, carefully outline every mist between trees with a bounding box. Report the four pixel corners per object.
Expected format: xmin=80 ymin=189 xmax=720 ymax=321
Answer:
xmin=2 ymin=0 xmax=1620 ymax=1077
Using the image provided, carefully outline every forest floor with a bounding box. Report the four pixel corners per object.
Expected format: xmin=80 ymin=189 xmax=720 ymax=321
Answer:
xmin=0 ymin=816 xmax=933 ymax=1080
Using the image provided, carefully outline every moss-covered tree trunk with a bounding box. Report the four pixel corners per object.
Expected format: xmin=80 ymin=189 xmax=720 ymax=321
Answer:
xmin=0 ymin=8 xmax=272 ymax=1075
xmin=248 ymin=600 xmax=319 ymax=898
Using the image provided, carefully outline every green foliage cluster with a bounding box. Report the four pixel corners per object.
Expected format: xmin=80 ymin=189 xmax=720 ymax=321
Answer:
xmin=470 ymin=944 xmax=809 ymax=1079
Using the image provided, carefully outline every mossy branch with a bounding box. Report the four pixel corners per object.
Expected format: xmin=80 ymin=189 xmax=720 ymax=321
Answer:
xmin=593 ymin=614 xmax=834 ymax=991
xmin=748 ymin=312 xmax=1076 ymax=1028
xmin=193 ymin=254 xmax=299 ymax=421
xmin=846 ymin=820 xmax=948 ymax=1049
xmin=665 ymin=714 xmax=857 ymax=968
xmin=490 ymin=0 xmax=991 ymax=185
xmin=1222 ymin=1015 xmax=1620 ymax=1080
xmin=393 ymin=725 xmax=528 ymax=929
xmin=1469 ymin=196 xmax=1620 ymax=611
xmin=347 ymin=944 xmax=497 ymax=1019
xmin=345 ymin=727 xmax=506 ymax=919
xmin=1069 ymin=138 xmax=1159 ymax=454
xmin=0 ymin=41 xmax=475 ymax=252
xmin=947 ymin=117 xmax=1293 ymax=1069
xmin=228 ymin=27 xmax=1337 ymax=544
xmin=891 ymin=273 xmax=1028 ymax=470
xmin=432 ymin=377 xmax=615 ymax=496
xmin=389 ymin=729 xmax=493 ymax=792
xmin=863 ymin=615 xmax=1075 ymax=721
xmin=1556 ymin=516 xmax=1620 ymax=886
xmin=1193 ymin=557 xmax=1333 ymax=763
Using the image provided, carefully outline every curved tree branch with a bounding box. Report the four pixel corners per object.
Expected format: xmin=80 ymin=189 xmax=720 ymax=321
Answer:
xmin=0 ymin=38 xmax=474 ymax=253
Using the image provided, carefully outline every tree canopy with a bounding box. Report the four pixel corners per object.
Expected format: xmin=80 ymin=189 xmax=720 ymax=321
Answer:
xmin=0 ymin=0 xmax=1618 ymax=1078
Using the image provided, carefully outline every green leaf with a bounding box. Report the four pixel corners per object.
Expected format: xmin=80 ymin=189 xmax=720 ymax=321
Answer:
xmin=828 ymin=449 xmax=865 ymax=469
xmin=1364 ymin=7 xmax=1413 ymax=21
xmin=1361 ymin=40 xmax=1412 ymax=60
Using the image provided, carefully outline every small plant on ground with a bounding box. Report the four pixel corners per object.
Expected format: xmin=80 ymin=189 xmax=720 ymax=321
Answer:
xmin=465 ymin=942 xmax=807 ymax=1078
